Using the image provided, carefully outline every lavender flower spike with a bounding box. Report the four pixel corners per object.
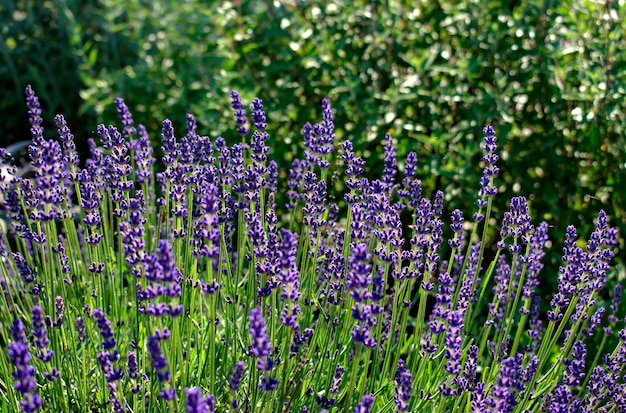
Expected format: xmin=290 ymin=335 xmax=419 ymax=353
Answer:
xmin=114 ymin=97 xmax=137 ymax=137
xmin=229 ymin=361 xmax=245 ymax=391
xmin=248 ymin=307 xmax=277 ymax=391
xmin=148 ymin=328 xmax=171 ymax=384
xmin=354 ymin=395 xmax=375 ymax=413
xmin=394 ymin=359 xmax=412 ymax=411
xmin=91 ymin=308 xmax=116 ymax=350
xmin=25 ymin=85 xmax=44 ymax=146
xmin=231 ymin=90 xmax=249 ymax=136
xmin=8 ymin=319 xmax=43 ymax=413
xmin=185 ymin=387 xmax=212 ymax=413
xmin=248 ymin=307 xmax=272 ymax=358
xmin=474 ymin=125 xmax=499 ymax=221
xmin=382 ymin=133 xmax=397 ymax=192
xmin=31 ymin=305 xmax=59 ymax=381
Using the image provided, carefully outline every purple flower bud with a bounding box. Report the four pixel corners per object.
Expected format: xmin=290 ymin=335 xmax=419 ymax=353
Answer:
xmin=229 ymin=361 xmax=245 ymax=391
xmin=486 ymin=355 xmax=523 ymax=412
xmin=340 ymin=141 xmax=365 ymax=196
xmin=546 ymin=384 xmax=581 ymax=413
xmin=161 ymin=119 xmax=178 ymax=167
xmin=25 ymin=85 xmax=44 ymax=146
xmin=9 ymin=319 xmax=43 ymax=412
xmin=230 ymin=91 xmax=248 ymax=136
xmin=148 ymin=328 xmax=170 ymax=383
xmin=185 ymin=387 xmax=212 ymax=413
xmin=500 ymin=197 xmax=533 ymax=246
xmin=278 ymin=228 xmax=300 ymax=303
xmin=160 ymin=386 xmax=176 ymax=401
xmin=563 ymin=340 xmax=586 ymax=386
xmin=251 ymin=98 xmax=267 ymax=131
xmin=382 ymin=133 xmax=396 ymax=192
xmin=75 ymin=316 xmax=85 ymax=343
xmin=13 ymin=252 xmax=37 ymax=285
xmin=128 ymin=351 xmax=138 ymax=380
xmin=248 ymin=307 xmax=272 ymax=358
xmin=354 ymin=395 xmax=374 ymax=413
xmin=97 ymin=350 xmax=124 ymax=383
xmin=394 ymin=360 xmax=412 ymax=411
xmin=611 ymin=284 xmax=622 ymax=313
xmin=448 ymin=209 xmax=465 ymax=249
xmin=114 ymin=97 xmax=137 ymax=137
xmin=328 ymin=364 xmax=344 ymax=394
xmin=347 ymin=243 xmax=372 ymax=303
xmin=31 ymin=305 xmax=53 ymax=362
xmin=444 ymin=310 xmax=464 ymax=376
xmin=259 ymin=375 xmax=278 ymax=391
xmin=91 ymin=308 xmax=116 ymax=350
xmin=474 ymin=125 xmax=499 ymax=215
xmin=54 ymin=114 xmax=80 ymax=167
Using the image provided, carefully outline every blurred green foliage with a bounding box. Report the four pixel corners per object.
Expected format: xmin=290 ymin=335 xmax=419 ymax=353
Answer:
xmin=1 ymin=0 xmax=625 ymax=295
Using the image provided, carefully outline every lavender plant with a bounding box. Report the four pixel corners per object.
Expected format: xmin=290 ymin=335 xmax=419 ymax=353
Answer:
xmin=0 ymin=86 xmax=624 ymax=413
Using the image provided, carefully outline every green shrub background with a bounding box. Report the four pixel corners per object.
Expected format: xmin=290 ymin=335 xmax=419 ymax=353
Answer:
xmin=2 ymin=0 xmax=625 ymax=311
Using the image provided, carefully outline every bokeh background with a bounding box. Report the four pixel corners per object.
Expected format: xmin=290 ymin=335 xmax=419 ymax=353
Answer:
xmin=2 ymin=0 xmax=625 ymax=320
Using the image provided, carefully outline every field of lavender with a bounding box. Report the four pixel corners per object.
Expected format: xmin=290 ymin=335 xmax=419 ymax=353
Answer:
xmin=0 ymin=85 xmax=624 ymax=412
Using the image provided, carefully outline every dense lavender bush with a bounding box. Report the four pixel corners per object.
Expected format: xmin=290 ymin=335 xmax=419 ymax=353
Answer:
xmin=0 ymin=86 xmax=624 ymax=412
